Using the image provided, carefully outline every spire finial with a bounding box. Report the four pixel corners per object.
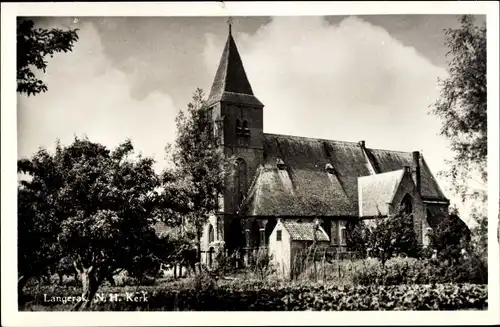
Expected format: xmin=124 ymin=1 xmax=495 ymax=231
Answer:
xmin=227 ymin=16 xmax=233 ymax=35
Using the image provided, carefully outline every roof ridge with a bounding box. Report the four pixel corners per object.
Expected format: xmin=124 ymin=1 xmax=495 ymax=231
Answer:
xmin=366 ymin=147 xmax=418 ymax=155
xmin=264 ymin=133 xmax=361 ymax=145
xmin=265 ymin=133 xmax=426 ymax=156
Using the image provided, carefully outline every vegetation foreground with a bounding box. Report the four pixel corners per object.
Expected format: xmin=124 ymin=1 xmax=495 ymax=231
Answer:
xmin=20 ymin=257 xmax=488 ymax=311
xmin=20 ymin=280 xmax=488 ymax=311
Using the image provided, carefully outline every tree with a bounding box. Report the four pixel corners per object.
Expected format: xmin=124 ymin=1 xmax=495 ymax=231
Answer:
xmin=165 ymin=88 xmax=234 ymax=265
xmin=366 ymin=208 xmax=421 ymax=266
xmin=427 ymin=212 xmax=471 ymax=265
xmin=18 ymin=147 xmax=68 ymax=297
xmin=430 ymin=15 xmax=487 ymax=253
xmin=18 ymin=137 xmax=173 ymax=310
xmin=17 ymin=18 xmax=79 ymax=96
xmin=346 ymin=219 xmax=370 ymax=258
xmin=154 ymin=224 xmax=198 ymax=278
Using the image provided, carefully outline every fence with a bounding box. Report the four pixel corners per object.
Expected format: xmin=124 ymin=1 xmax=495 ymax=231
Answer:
xmin=290 ymin=246 xmax=362 ymax=281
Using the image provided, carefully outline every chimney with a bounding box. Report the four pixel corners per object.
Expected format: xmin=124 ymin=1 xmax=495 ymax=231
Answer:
xmin=358 ymin=140 xmax=365 ymax=148
xmin=412 ymin=151 xmax=421 ymax=194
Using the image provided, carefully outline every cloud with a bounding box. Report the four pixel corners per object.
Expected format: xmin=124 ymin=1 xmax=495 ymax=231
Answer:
xmin=17 ymin=20 xmax=178 ymax=172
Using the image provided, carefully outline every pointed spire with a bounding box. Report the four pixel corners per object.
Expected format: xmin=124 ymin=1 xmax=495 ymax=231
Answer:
xmin=206 ymin=20 xmax=263 ymax=108
xmin=227 ymin=16 xmax=233 ymax=35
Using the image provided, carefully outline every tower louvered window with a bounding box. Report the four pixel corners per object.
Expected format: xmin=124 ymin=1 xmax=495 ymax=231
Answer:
xmin=236 ymin=119 xmax=242 ymax=136
xmin=242 ymin=120 xmax=250 ymax=136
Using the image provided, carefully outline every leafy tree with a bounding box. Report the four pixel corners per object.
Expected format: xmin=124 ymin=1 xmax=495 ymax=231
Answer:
xmin=429 ymin=15 xmax=487 ymax=254
xmin=17 ymin=18 xmax=79 ymax=96
xmin=165 ymin=88 xmax=235 ymax=264
xmin=18 ymin=147 xmax=68 ymax=297
xmin=18 ymin=137 xmax=175 ymax=310
xmin=154 ymin=224 xmax=198 ymax=278
xmin=427 ymin=212 xmax=471 ymax=265
xmin=366 ymin=208 xmax=421 ymax=266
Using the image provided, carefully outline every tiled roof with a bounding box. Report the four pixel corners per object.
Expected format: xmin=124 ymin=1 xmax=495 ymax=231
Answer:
xmin=282 ymin=221 xmax=330 ymax=242
xmin=358 ymin=169 xmax=405 ymax=217
xmin=206 ymin=31 xmax=263 ymax=108
xmin=240 ymin=133 xmax=448 ymax=218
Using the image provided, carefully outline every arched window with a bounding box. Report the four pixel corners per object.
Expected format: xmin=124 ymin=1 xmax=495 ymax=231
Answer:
xmin=216 ymin=217 xmax=222 ymax=240
xmin=235 ymin=158 xmax=247 ymax=204
xmin=208 ymin=247 xmax=214 ymax=267
xmin=208 ymin=224 xmax=214 ymax=243
xmin=401 ymin=194 xmax=413 ymax=215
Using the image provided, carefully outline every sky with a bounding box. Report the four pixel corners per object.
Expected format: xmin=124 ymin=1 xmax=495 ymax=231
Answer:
xmin=17 ymin=15 xmax=486 ymax=223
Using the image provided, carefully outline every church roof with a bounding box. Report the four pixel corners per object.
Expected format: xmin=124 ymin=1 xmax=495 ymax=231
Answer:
xmin=358 ymin=169 xmax=405 ymax=218
xmin=206 ymin=30 xmax=263 ymax=108
xmin=240 ymin=133 xmax=448 ymax=218
xmin=281 ymin=221 xmax=330 ymax=242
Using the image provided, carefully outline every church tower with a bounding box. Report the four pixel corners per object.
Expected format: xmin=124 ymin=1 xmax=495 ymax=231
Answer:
xmin=204 ymin=21 xmax=264 ymax=253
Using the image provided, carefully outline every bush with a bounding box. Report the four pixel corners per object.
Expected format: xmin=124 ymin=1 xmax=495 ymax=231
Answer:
xmin=189 ymin=267 xmax=218 ymax=292
xmin=351 ymin=256 xmax=487 ymax=286
xmin=252 ymin=249 xmax=276 ymax=281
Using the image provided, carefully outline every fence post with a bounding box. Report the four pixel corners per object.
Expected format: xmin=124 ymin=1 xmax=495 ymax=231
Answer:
xmin=322 ymin=248 xmax=327 ymax=283
xmin=313 ymin=246 xmax=318 ymax=282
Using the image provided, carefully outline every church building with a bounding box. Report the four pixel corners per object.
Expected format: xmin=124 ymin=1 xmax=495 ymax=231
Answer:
xmin=199 ymin=25 xmax=451 ymax=266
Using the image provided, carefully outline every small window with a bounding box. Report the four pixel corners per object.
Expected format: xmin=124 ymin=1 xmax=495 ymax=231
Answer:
xmin=260 ymin=229 xmax=265 ymax=246
xmin=325 ymin=163 xmax=335 ymax=174
xmin=277 ymin=230 xmax=282 ymax=241
xmin=340 ymin=227 xmax=347 ymax=245
xmin=276 ymin=158 xmax=286 ymax=170
xmin=331 ymin=221 xmax=339 ymax=245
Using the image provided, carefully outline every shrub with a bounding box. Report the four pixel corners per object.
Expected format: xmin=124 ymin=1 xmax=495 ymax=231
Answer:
xmin=350 ymin=256 xmax=487 ymax=286
xmin=189 ymin=267 xmax=217 ymax=292
xmin=252 ymin=249 xmax=276 ymax=281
